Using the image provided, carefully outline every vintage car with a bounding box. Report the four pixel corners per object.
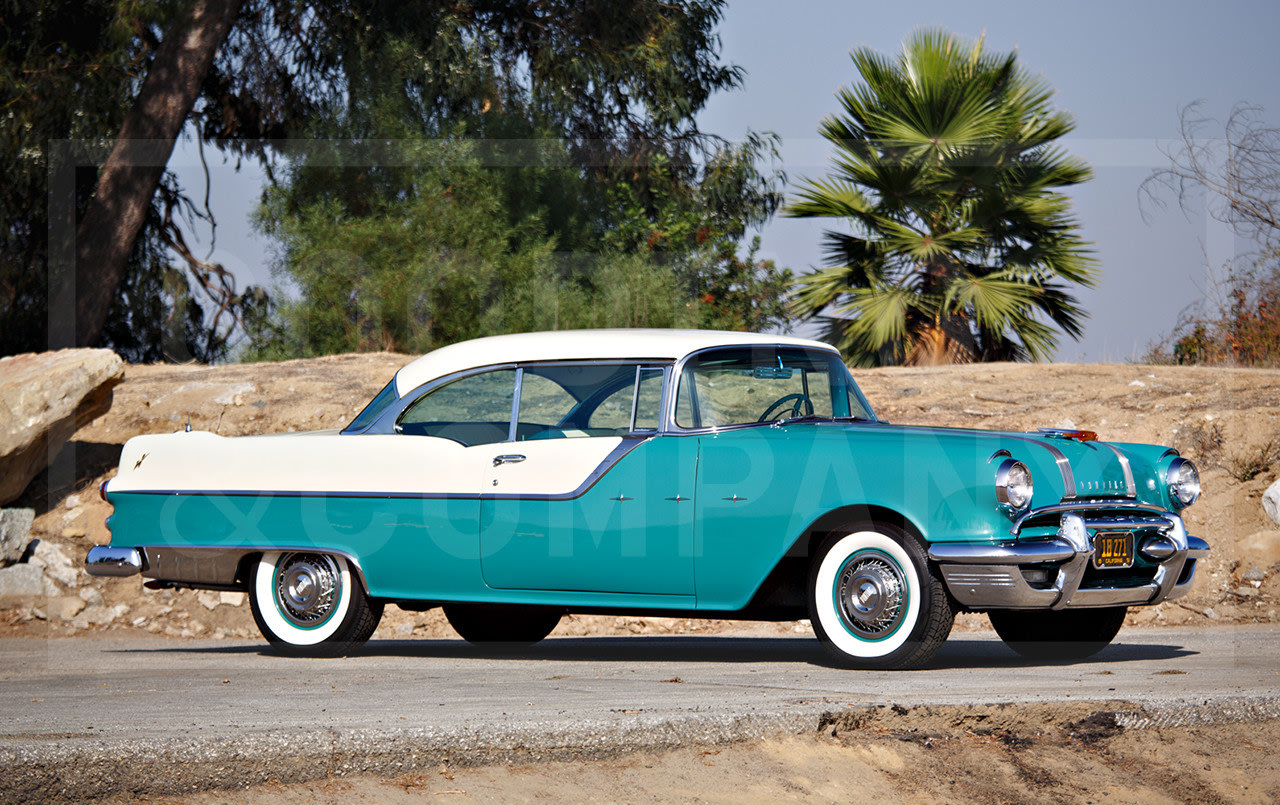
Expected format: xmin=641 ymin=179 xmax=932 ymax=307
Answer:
xmin=86 ymin=329 xmax=1208 ymax=668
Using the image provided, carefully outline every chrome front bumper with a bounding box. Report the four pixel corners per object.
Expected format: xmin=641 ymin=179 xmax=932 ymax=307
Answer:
xmin=930 ymin=511 xmax=1209 ymax=610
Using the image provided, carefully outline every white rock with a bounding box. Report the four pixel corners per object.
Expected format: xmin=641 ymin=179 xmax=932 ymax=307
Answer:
xmin=1263 ymin=480 xmax=1280 ymax=526
xmin=64 ymin=494 xmax=82 ymax=510
xmin=197 ymin=591 xmax=222 ymax=610
xmin=29 ymin=539 xmax=79 ymax=588
xmin=0 ymin=564 xmax=45 ymax=601
xmin=219 ymin=591 xmax=246 ymax=607
xmin=1129 ymin=379 xmax=1146 ymax=387
xmin=49 ymin=595 xmax=86 ymax=620
xmin=77 ymin=604 xmax=119 ymax=626
xmin=212 ymin=383 xmax=256 ymax=405
xmin=78 ymin=586 xmax=104 ymax=606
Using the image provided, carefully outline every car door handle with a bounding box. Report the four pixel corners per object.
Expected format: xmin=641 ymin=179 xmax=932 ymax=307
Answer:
xmin=493 ymin=454 xmax=527 ymax=467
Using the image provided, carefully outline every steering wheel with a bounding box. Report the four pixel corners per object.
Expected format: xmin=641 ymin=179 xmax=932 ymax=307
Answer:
xmin=757 ymin=393 xmax=814 ymax=422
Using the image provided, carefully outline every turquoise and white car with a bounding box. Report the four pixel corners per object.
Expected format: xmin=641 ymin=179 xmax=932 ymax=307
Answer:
xmin=87 ymin=329 xmax=1208 ymax=668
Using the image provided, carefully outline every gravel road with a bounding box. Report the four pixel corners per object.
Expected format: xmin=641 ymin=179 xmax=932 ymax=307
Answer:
xmin=2 ymin=625 xmax=1279 ymax=802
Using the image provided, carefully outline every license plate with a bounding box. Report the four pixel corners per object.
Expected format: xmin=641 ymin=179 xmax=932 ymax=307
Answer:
xmin=1092 ymin=531 xmax=1135 ymax=569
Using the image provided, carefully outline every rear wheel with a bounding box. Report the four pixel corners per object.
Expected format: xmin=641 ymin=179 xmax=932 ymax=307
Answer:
xmin=808 ymin=524 xmax=954 ymax=670
xmin=988 ymin=607 xmax=1127 ymax=661
xmin=443 ymin=603 xmax=561 ymax=647
xmin=249 ymin=551 xmax=382 ymax=657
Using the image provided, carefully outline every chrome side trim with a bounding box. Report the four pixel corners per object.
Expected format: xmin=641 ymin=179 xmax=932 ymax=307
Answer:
xmin=1002 ymin=434 xmax=1077 ymax=499
xmin=1098 ymin=441 xmax=1137 ymax=497
xmin=139 ymin=545 xmax=368 ymax=592
xmin=85 ymin=546 xmax=143 ymax=577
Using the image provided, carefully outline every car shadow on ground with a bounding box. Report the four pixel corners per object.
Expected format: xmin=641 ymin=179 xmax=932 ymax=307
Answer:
xmin=113 ymin=634 xmax=1199 ymax=670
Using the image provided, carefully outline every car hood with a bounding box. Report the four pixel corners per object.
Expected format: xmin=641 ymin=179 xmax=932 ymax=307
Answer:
xmin=797 ymin=420 xmax=1163 ymax=507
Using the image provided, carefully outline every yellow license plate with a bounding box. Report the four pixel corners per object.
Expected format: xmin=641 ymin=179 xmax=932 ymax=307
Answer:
xmin=1093 ymin=532 xmax=1135 ymax=569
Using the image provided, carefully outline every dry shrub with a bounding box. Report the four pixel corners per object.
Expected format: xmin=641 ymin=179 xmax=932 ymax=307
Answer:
xmin=1179 ymin=421 xmax=1279 ymax=482
xmin=1227 ymin=438 xmax=1280 ymax=482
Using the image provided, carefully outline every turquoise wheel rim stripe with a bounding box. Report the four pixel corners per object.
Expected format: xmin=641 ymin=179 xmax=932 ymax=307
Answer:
xmin=831 ymin=547 xmax=911 ymax=643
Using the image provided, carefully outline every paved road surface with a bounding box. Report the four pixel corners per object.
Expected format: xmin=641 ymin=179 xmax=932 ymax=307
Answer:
xmin=2 ymin=626 xmax=1278 ymax=801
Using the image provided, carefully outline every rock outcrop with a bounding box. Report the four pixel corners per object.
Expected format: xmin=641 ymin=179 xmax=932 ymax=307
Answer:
xmin=0 ymin=508 xmax=33 ymax=565
xmin=0 ymin=349 xmax=124 ymax=505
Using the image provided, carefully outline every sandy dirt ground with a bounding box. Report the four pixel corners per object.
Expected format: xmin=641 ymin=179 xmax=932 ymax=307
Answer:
xmin=117 ymin=703 xmax=1280 ymax=805
xmin=6 ymin=355 xmax=1279 ymax=642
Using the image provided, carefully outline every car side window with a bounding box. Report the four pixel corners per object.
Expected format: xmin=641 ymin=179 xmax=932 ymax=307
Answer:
xmin=518 ymin=364 xmax=639 ymax=440
xmin=397 ymin=369 xmax=517 ymax=446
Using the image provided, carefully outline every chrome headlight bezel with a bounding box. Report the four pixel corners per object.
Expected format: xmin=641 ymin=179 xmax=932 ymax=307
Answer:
xmin=1166 ymin=457 xmax=1201 ymax=509
xmin=996 ymin=459 xmax=1034 ymax=517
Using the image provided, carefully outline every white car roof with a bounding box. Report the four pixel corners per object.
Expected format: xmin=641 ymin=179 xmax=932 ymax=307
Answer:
xmin=393 ymin=329 xmax=835 ymax=396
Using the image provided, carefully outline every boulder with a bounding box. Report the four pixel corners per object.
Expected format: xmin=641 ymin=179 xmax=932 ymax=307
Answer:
xmin=0 ymin=348 xmax=124 ymax=506
xmin=1240 ymin=530 xmax=1280 ymax=569
xmin=0 ymin=508 xmax=34 ymax=566
xmin=0 ymin=564 xmax=45 ymax=602
xmin=1264 ymin=478 xmax=1280 ymax=526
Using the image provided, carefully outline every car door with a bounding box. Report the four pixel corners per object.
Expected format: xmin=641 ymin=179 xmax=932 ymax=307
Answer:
xmin=366 ymin=368 xmax=517 ymax=600
xmin=479 ymin=364 xmax=696 ymax=596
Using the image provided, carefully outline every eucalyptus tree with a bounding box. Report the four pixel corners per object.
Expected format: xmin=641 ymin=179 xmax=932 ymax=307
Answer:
xmin=787 ymin=29 xmax=1096 ymax=365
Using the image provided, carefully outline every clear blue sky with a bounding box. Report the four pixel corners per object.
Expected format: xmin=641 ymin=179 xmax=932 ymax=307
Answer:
xmin=172 ymin=0 xmax=1280 ymax=362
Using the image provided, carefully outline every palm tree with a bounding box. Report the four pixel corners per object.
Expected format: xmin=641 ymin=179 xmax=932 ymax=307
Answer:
xmin=786 ymin=29 xmax=1097 ymax=366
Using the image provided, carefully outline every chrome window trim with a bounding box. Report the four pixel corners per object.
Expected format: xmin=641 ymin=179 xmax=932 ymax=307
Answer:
xmin=507 ymin=367 xmax=524 ymax=443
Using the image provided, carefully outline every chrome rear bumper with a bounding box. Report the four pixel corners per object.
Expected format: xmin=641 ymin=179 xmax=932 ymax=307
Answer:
xmin=85 ymin=546 xmax=143 ymax=577
xmin=930 ymin=511 xmax=1209 ymax=610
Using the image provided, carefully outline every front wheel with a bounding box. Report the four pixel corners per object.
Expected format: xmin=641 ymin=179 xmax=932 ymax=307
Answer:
xmin=249 ymin=551 xmax=382 ymax=657
xmin=988 ymin=607 xmax=1127 ymax=661
xmin=808 ymin=525 xmax=954 ymax=670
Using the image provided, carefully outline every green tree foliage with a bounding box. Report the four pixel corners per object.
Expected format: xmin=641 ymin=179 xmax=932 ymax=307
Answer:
xmin=247 ymin=2 xmax=790 ymax=358
xmin=1 ymin=0 xmax=263 ymax=361
xmin=4 ymin=0 xmax=787 ymax=360
xmin=786 ymin=29 xmax=1097 ymax=366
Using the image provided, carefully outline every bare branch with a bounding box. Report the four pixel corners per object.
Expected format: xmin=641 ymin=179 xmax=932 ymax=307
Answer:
xmin=1142 ymin=102 xmax=1280 ymax=247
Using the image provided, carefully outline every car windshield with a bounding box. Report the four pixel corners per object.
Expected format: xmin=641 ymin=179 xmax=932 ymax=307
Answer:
xmin=675 ymin=347 xmax=876 ymax=428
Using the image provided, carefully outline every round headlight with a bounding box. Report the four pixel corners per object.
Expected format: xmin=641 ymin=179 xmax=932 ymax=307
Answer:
xmin=1166 ymin=457 xmax=1201 ymax=508
xmin=996 ymin=459 xmax=1034 ymax=515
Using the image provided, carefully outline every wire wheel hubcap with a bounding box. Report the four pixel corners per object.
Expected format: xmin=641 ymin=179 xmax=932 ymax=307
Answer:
xmin=836 ymin=552 xmax=906 ymax=639
xmin=275 ymin=552 xmax=341 ymax=628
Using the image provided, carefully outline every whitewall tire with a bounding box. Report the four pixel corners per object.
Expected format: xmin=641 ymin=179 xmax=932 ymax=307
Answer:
xmin=249 ymin=551 xmax=382 ymax=656
xmin=809 ymin=525 xmax=953 ymax=670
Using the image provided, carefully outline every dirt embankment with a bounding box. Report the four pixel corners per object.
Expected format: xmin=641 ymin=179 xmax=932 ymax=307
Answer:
xmin=119 ymin=702 xmax=1280 ymax=805
xmin=6 ymin=356 xmax=1280 ymax=640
